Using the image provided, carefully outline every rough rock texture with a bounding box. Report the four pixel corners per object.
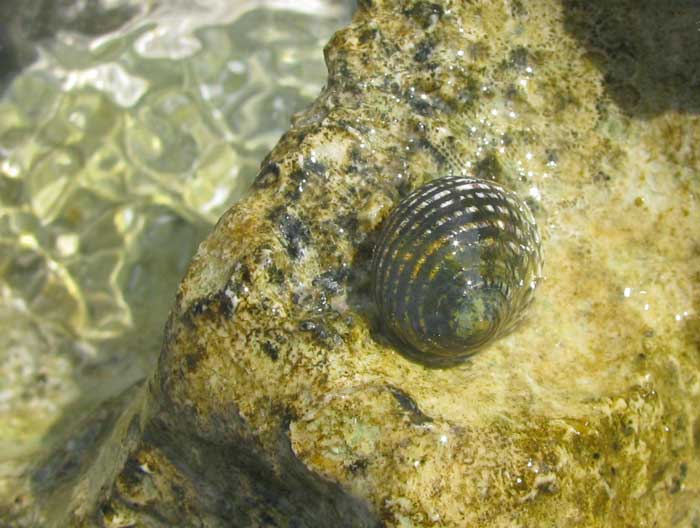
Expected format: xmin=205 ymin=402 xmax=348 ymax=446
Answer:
xmin=18 ymin=0 xmax=700 ymax=526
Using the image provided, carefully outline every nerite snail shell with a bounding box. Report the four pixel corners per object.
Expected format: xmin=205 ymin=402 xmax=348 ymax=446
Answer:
xmin=372 ymin=176 xmax=543 ymax=366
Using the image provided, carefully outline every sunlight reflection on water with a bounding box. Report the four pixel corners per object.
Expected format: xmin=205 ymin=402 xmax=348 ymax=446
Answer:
xmin=0 ymin=0 xmax=353 ymax=462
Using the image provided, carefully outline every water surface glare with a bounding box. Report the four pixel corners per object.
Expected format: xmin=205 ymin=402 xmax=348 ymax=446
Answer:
xmin=0 ymin=0 xmax=352 ymax=466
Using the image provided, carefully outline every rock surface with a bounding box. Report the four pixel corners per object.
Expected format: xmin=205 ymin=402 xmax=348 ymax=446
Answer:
xmin=16 ymin=0 xmax=700 ymax=526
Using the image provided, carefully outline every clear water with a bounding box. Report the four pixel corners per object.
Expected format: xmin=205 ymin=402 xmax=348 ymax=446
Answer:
xmin=0 ymin=0 xmax=353 ymax=472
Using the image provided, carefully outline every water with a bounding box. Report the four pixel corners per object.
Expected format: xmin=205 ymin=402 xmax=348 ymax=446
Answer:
xmin=0 ymin=0 xmax=353 ymax=490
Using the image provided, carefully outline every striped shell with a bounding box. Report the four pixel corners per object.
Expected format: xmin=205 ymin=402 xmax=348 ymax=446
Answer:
xmin=372 ymin=176 xmax=543 ymax=366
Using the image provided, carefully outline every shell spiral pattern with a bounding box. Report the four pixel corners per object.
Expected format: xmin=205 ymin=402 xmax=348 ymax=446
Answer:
xmin=372 ymin=176 xmax=543 ymax=366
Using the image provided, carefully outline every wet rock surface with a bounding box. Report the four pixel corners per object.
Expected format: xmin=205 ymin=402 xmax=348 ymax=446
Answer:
xmin=8 ymin=0 xmax=700 ymax=526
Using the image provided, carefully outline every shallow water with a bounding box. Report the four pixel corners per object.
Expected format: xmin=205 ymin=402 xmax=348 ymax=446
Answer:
xmin=0 ymin=0 xmax=352 ymax=482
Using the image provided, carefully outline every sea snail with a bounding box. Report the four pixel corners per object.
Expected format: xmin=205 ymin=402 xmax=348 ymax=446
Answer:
xmin=372 ymin=176 xmax=543 ymax=366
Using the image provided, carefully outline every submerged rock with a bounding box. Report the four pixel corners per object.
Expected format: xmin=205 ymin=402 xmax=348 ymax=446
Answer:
xmin=18 ymin=0 xmax=700 ymax=526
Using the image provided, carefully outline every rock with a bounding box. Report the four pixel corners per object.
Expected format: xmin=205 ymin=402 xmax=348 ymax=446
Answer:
xmin=27 ymin=0 xmax=700 ymax=526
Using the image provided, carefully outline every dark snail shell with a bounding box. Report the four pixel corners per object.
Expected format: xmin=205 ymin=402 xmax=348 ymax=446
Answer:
xmin=372 ymin=176 xmax=543 ymax=366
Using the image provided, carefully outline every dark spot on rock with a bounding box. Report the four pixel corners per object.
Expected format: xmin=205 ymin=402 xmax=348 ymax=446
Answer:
xmin=349 ymin=458 xmax=369 ymax=475
xmin=266 ymin=265 xmax=285 ymax=285
xmin=186 ymin=295 xmax=227 ymax=326
xmin=218 ymin=263 xmax=251 ymax=317
xmin=670 ymin=462 xmax=689 ymax=493
xmin=337 ymin=213 xmax=359 ymax=237
xmin=273 ymin=403 xmax=299 ymax=430
xmin=299 ymin=319 xmax=338 ymax=347
xmin=336 ymin=58 xmax=352 ymax=81
xmin=316 ymin=291 xmax=330 ymax=310
xmin=262 ymin=341 xmax=279 ymax=361
xmin=120 ymin=456 xmax=145 ymax=489
xmin=183 ymin=296 xmax=221 ymax=328
xmin=299 ymin=320 xmax=316 ymax=332
xmin=234 ymin=263 xmax=251 ymax=284
xmin=511 ymin=0 xmax=527 ymax=17
xmin=508 ymin=46 xmax=530 ymax=70
xmin=359 ymin=27 xmax=378 ymax=44
xmin=190 ymin=298 xmax=211 ymax=317
xmin=284 ymin=188 xmax=300 ymax=201
xmin=408 ymin=96 xmax=433 ymax=116
xmin=454 ymin=75 xmax=481 ymax=111
xmin=186 ymin=264 xmax=251 ymax=323
xmin=215 ymin=289 xmax=236 ymax=318
xmin=504 ymin=84 xmax=521 ymax=101
xmin=414 ymin=39 xmax=434 ymax=62
xmin=313 ymin=267 xmax=350 ymax=295
xmin=299 ymin=320 xmax=328 ymax=340
xmin=388 ymin=386 xmax=433 ymax=425
xmin=670 ymin=477 xmax=682 ymax=494
xmin=269 ymin=207 xmax=310 ymax=259
xmin=285 ymin=169 xmax=308 ymax=201
xmin=186 ymin=350 xmax=203 ymax=371
xmin=420 ymin=138 xmax=451 ymax=168
xmin=595 ymin=97 xmax=610 ymax=120
xmin=349 ymin=145 xmax=365 ymax=164
xmin=593 ymin=171 xmax=612 ymax=183
xmin=304 ymin=158 xmax=326 ymax=177
xmin=475 ymin=152 xmax=504 ymax=182
xmin=253 ymin=162 xmax=280 ymax=189
xmin=403 ymin=1 xmax=444 ymax=29
xmin=100 ymin=503 xmax=117 ymax=521
xmin=481 ymin=85 xmax=496 ymax=100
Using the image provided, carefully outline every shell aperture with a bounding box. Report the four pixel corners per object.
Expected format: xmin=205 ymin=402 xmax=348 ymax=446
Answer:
xmin=371 ymin=176 xmax=543 ymax=366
